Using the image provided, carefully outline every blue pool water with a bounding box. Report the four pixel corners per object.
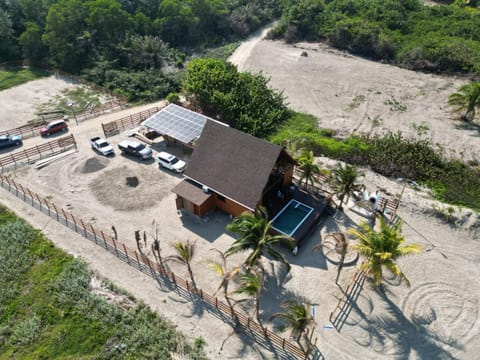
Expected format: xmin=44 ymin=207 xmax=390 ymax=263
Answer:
xmin=272 ymin=200 xmax=314 ymax=236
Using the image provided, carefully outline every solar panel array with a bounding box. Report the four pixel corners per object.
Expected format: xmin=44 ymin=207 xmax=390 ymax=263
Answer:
xmin=142 ymin=104 xmax=212 ymax=144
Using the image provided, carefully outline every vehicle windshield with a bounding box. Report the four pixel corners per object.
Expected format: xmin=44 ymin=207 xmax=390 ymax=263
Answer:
xmin=134 ymin=144 xmax=145 ymax=151
xmin=171 ymin=157 xmax=179 ymax=165
xmin=98 ymin=141 xmax=108 ymax=148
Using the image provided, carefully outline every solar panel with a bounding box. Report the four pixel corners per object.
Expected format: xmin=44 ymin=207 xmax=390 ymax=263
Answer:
xmin=141 ymin=104 xmax=216 ymax=144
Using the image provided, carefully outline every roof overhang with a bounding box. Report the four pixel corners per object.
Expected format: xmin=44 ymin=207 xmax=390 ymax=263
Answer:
xmin=172 ymin=179 xmax=213 ymax=206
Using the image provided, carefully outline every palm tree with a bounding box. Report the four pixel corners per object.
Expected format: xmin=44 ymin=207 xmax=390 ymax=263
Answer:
xmin=296 ymin=149 xmax=320 ymax=191
xmin=167 ymin=240 xmax=197 ymax=289
xmin=269 ymin=299 xmax=314 ymax=343
xmin=313 ymin=232 xmax=349 ymax=284
xmin=234 ymin=269 xmax=264 ymax=328
xmin=348 ymin=216 xmax=423 ymax=287
xmin=225 ymin=206 xmax=295 ymax=271
xmin=448 ymin=81 xmax=480 ymax=122
xmin=209 ymin=249 xmax=241 ymax=308
xmin=329 ymin=163 xmax=363 ymax=209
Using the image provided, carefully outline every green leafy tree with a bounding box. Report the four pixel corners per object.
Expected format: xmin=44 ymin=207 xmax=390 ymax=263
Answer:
xmin=183 ymin=58 xmax=288 ymax=137
xmin=225 ymin=206 xmax=295 ymax=271
xmin=329 ymin=163 xmax=362 ymax=209
xmin=167 ymin=240 xmax=197 ymax=289
xmin=269 ymin=299 xmax=314 ymax=343
xmin=0 ymin=8 xmax=18 ymax=61
xmin=448 ymin=81 xmax=480 ymax=123
xmin=183 ymin=58 xmax=238 ymax=112
xmin=296 ymin=149 xmax=320 ymax=191
xmin=43 ymin=0 xmax=89 ymax=71
xmin=234 ymin=269 xmax=264 ymax=327
xmin=348 ymin=216 xmax=423 ymax=287
xmin=19 ymin=22 xmax=46 ymax=65
xmin=156 ymin=0 xmax=199 ymax=45
xmin=85 ymin=0 xmax=132 ymax=47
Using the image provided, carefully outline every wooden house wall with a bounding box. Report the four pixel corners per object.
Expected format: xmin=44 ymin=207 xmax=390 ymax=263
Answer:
xmin=214 ymin=196 xmax=250 ymax=217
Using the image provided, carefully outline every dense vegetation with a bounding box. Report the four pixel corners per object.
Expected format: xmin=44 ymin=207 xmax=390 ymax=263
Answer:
xmin=183 ymin=58 xmax=289 ymax=137
xmin=0 ymin=205 xmax=206 ymax=359
xmin=0 ymin=0 xmax=281 ymax=101
xmin=271 ymin=0 xmax=480 ymax=74
xmin=270 ymin=113 xmax=480 ymax=211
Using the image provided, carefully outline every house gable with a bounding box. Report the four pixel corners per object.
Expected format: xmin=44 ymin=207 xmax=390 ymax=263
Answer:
xmin=184 ymin=121 xmax=283 ymax=211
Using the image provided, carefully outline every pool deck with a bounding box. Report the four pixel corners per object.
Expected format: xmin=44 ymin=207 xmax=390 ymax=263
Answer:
xmin=267 ymin=187 xmax=329 ymax=246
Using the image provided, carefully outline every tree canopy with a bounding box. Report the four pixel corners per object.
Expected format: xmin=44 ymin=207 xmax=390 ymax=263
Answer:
xmin=183 ymin=58 xmax=289 ymax=137
xmin=271 ymin=0 xmax=480 ymax=73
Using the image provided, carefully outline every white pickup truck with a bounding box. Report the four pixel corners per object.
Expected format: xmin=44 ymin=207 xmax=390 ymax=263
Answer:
xmin=90 ymin=136 xmax=114 ymax=156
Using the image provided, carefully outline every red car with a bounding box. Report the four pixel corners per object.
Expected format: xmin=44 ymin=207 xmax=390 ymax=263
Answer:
xmin=40 ymin=120 xmax=68 ymax=136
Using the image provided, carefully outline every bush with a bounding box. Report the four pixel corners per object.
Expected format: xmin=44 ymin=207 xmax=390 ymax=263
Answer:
xmin=271 ymin=112 xmax=480 ymax=211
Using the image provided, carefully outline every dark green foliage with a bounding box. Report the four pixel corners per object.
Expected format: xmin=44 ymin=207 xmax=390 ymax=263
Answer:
xmin=183 ymin=58 xmax=289 ymax=137
xmin=1 ymin=0 xmax=282 ymax=100
xmin=0 ymin=207 xmax=206 ymax=359
xmin=274 ymin=0 xmax=480 ymax=74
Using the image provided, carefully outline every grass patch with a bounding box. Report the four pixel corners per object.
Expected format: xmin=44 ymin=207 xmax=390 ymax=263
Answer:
xmin=0 ymin=67 xmax=49 ymax=91
xmin=0 ymin=205 xmax=207 ymax=359
xmin=201 ymin=42 xmax=241 ymax=60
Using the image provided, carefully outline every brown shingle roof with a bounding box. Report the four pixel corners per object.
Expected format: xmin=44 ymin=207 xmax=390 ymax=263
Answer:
xmin=185 ymin=121 xmax=282 ymax=210
xmin=172 ymin=180 xmax=212 ymax=206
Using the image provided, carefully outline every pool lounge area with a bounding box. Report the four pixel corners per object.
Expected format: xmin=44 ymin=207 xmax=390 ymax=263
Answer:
xmin=268 ymin=187 xmax=328 ymax=250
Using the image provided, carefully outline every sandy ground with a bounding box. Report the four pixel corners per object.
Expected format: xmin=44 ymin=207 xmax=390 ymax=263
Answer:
xmin=0 ymin=75 xmax=82 ymax=129
xmin=230 ymin=40 xmax=479 ymax=162
xmin=0 ymin=33 xmax=479 ymax=359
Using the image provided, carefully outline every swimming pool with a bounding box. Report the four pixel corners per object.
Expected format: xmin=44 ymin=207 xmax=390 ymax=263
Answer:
xmin=272 ymin=199 xmax=314 ymax=237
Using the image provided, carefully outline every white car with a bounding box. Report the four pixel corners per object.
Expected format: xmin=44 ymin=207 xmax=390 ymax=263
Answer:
xmin=90 ymin=136 xmax=114 ymax=156
xmin=157 ymin=151 xmax=186 ymax=173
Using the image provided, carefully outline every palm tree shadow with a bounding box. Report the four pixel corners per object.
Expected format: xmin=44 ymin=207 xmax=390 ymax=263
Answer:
xmin=356 ymin=287 xmax=463 ymax=359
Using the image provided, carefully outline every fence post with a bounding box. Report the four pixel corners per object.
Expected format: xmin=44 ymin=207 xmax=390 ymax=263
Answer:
xmin=61 ymin=209 xmax=67 ymax=226
xmin=146 ymin=257 xmax=155 ymax=278
xmin=52 ymin=203 xmax=59 ymax=221
xmin=90 ymin=224 xmax=97 ymax=244
xmin=100 ymin=230 xmax=108 ymax=250
xmin=135 ymin=251 xmax=141 ymax=270
xmin=113 ymin=238 xmax=119 ymax=257
xmin=80 ymin=219 xmax=87 ymax=237
xmin=282 ymin=338 xmax=285 ymax=350
xmin=72 ymin=214 xmax=78 ymax=232
xmin=123 ymin=244 xmax=130 ymax=265
xmin=27 ymin=189 xmax=34 ymax=206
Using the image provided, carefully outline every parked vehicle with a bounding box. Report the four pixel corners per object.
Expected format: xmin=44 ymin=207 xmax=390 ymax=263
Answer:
xmin=157 ymin=151 xmax=186 ymax=173
xmin=40 ymin=120 xmax=68 ymax=136
xmin=90 ymin=136 xmax=114 ymax=156
xmin=118 ymin=140 xmax=152 ymax=160
xmin=0 ymin=134 xmax=22 ymax=149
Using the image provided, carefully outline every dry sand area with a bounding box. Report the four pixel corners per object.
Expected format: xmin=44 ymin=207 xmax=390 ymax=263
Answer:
xmin=0 ymin=74 xmax=81 ymax=129
xmin=230 ymin=40 xmax=479 ymax=162
xmin=3 ymin=135 xmax=480 ymax=360
xmin=0 ymin=36 xmax=479 ymax=359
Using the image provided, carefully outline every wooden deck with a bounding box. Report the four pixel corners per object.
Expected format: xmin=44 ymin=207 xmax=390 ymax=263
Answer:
xmin=266 ymin=185 xmax=329 ymax=247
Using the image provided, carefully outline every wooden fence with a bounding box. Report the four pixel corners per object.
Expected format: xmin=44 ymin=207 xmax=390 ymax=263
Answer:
xmin=101 ymin=106 xmax=163 ymax=138
xmin=0 ymin=101 xmax=126 ymax=141
xmin=0 ymin=135 xmax=77 ymax=173
xmin=0 ymin=174 xmax=316 ymax=360
xmin=329 ymin=268 xmax=366 ymax=331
